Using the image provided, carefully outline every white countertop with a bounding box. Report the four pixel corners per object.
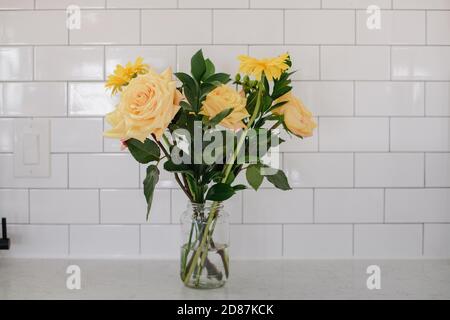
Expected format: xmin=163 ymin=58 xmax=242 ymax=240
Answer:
xmin=1 ymin=258 xmax=449 ymax=299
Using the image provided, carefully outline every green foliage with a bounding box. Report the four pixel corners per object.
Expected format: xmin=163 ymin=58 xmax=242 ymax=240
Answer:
xmin=205 ymin=183 xmax=235 ymax=201
xmin=202 ymin=59 xmax=216 ymax=80
xmin=191 ymin=50 xmax=207 ymax=82
xmin=127 ymin=138 xmax=160 ymax=164
xmin=232 ymin=184 xmax=247 ymax=191
xmin=163 ymin=160 xmax=195 ymax=178
xmin=124 ymin=50 xmax=300 ymax=218
xmin=176 ymin=50 xmax=231 ymax=115
xmin=204 ymin=73 xmax=231 ymax=85
xmin=246 ymin=164 xmax=264 ymax=190
xmin=264 ymin=169 xmax=291 ymax=191
xmin=143 ymin=165 xmax=160 ymax=220
xmin=271 ymin=71 xmax=292 ymax=100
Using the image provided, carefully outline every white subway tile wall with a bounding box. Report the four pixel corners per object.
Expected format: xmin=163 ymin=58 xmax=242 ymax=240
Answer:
xmin=0 ymin=2 xmax=449 ymax=259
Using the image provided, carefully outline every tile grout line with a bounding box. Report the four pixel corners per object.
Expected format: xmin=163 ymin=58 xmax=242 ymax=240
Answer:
xmin=68 ymin=224 xmax=71 ymax=255
xmin=423 ymin=152 xmax=426 ymax=187
xmin=102 ymin=46 xmax=106 ymax=81
xmin=66 ymin=82 xmax=69 ymax=116
xmin=139 ymin=9 xmax=142 ymax=45
xmin=316 ymin=117 xmax=320 ymax=151
xmin=389 ymin=46 xmax=393 ymax=81
xmin=423 ymin=81 xmax=427 ymax=116
xmin=32 ymin=46 xmax=36 ymax=81
xmin=211 ymin=9 xmax=214 ymax=44
xmin=27 ymin=189 xmax=31 ymax=223
xmin=318 ymin=45 xmax=322 ymax=80
xmin=352 ymin=152 xmax=356 ymax=187
xmin=388 ymin=117 xmax=391 ymax=152
xmin=353 ymin=81 xmax=356 ymax=115
xmin=2 ymin=7 xmax=450 ymax=11
xmin=98 ymin=188 xmax=101 ymax=224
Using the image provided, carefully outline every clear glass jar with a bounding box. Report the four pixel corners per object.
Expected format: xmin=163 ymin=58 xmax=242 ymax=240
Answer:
xmin=180 ymin=201 xmax=230 ymax=289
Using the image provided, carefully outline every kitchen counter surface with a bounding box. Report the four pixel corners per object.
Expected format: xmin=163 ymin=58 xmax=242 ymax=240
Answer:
xmin=0 ymin=258 xmax=449 ymax=299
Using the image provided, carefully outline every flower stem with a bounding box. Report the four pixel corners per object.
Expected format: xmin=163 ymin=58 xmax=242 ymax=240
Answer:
xmin=151 ymin=134 xmax=193 ymax=202
xmin=182 ymin=75 xmax=266 ymax=286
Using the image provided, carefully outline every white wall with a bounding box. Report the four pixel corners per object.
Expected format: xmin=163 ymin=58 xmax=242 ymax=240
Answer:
xmin=0 ymin=0 xmax=449 ymax=259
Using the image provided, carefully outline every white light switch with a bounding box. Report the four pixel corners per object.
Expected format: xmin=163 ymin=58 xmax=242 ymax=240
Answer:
xmin=14 ymin=119 xmax=50 ymax=177
xmin=23 ymin=133 xmax=40 ymax=165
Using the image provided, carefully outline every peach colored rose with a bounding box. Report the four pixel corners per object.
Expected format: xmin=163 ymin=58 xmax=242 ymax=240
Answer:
xmin=272 ymin=92 xmax=316 ymax=137
xmin=104 ymin=67 xmax=183 ymax=142
xmin=200 ymin=85 xmax=249 ymax=130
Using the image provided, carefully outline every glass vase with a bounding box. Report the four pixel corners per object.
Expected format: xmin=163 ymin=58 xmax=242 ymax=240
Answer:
xmin=180 ymin=201 xmax=229 ymax=289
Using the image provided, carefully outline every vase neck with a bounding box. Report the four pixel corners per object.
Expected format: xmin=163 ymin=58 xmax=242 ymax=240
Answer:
xmin=188 ymin=201 xmax=223 ymax=212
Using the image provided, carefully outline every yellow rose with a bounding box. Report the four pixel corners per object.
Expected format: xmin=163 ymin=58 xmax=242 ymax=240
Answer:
xmin=200 ymin=85 xmax=249 ymax=130
xmin=272 ymin=92 xmax=317 ymax=137
xmin=104 ymin=67 xmax=183 ymax=142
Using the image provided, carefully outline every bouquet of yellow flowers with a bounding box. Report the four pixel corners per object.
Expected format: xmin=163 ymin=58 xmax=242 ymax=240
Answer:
xmin=104 ymin=50 xmax=316 ymax=289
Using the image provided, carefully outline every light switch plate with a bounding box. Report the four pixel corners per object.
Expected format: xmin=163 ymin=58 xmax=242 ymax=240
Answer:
xmin=14 ymin=119 xmax=50 ymax=177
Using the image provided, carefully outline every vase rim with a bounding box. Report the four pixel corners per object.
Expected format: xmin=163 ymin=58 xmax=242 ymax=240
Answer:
xmin=187 ymin=201 xmax=224 ymax=210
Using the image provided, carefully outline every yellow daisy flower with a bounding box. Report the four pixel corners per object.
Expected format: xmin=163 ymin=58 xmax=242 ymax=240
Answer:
xmin=106 ymin=57 xmax=149 ymax=95
xmin=238 ymin=53 xmax=290 ymax=81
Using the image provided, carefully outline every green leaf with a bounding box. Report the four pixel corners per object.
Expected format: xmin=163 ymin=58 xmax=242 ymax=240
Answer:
xmin=202 ymin=58 xmax=216 ymax=81
xmin=174 ymin=72 xmax=196 ymax=89
xmin=200 ymin=82 xmax=217 ymax=99
xmin=205 ymin=183 xmax=235 ymax=201
xmin=175 ymin=73 xmax=198 ymax=108
xmin=127 ymin=138 xmax=160 ymax=164
xmin=263 ymin=75 xmax=270 ymax=93
xmin=272 ymin=85 xmax=292 ymax=100
xmin=201 ymin=169 xmax=223 ymax=185
xmin=264 ymin=169 xmax=291 ymax=191
xmin=261 ymin=95 xmax=273 ymax=113
xmin=204 ymin=108 xmax=232 ymax=127
xmin=204 ymin=73 xmax=231 ymax=85
xmin=143 ymin=165 xmax=160 ymax=220
xmin=232 ymin=184 xmax=247 ymax=191
xmin=183 ymin=86 xmax=199 ymax=112
xmin=163 ymin=160 xmax=194 ymax=177
xmin=246 ymin=164 xmax=263 ymax=191
xmin=179 ymin=101 xmax=194 ymax=112
xmin=191 ymin=50 xmax=206 ymax=82
xmin=268 ymin=100 xmax=288 ymax=112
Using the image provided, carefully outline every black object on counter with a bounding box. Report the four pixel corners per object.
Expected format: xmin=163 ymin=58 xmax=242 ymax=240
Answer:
xmin=0 ymin=217 xmax=10 ymax=250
